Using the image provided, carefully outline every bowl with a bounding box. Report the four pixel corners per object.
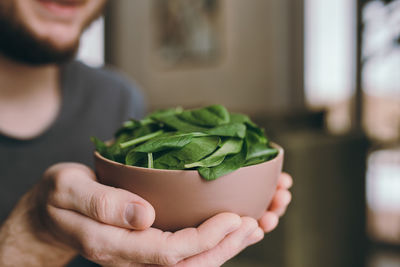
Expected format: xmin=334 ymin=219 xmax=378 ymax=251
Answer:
xmin=94 ymin=143 xmax=284 ymax=232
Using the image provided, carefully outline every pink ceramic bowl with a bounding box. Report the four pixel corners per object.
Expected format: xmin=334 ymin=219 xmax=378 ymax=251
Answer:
xmin=94 ymin=143 xmax=284 ymax=232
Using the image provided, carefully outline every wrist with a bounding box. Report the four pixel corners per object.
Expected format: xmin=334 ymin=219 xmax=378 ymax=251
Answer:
xmin=0 ymin=190 xmax=77 ymax=267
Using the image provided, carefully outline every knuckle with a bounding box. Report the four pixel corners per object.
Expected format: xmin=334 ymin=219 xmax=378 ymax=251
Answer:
xmin=153 ymin=234 xmax=181 ymax=266
xmin=36 ymin=204 xmax=56 ymax=231
xmin=90 ymin=191 xmax=111 ymax=222
xmin=154 ymin=251 xmax=180 ymax=266
xmin=201 ymin=235 xmax=217 ymax=251
xmin=228 ymin=236 xmax=243 ymax=251
xmin=242 ymin=217 xmax=258 ymax=232
xmin=46 ymin=189 xmax=58 ymax=206
xmin=189 ymin=227 xmax=215 ymax=252
xmin=81 ymin=241 xmax=100 ymax=261
xmin=179 ymin=262 xmax=199 ymax=267
xmin=44 ymin=204 xmax=54 ymax=219
xmin=80 ymin=234 xmax=110 ymax=262
xmin=44 ymin=174 xmax=69 ymax=206
xmin=44 ymin=164 xmax=90 ymax=195
xmin=49 ymin=168 xmax=73 ymax=194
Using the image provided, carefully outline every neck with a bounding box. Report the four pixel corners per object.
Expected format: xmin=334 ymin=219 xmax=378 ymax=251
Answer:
xmin=0 ymin=55 xmax=62 ymax=139
xmin=0 ymin=55 xmax=59 ymax=98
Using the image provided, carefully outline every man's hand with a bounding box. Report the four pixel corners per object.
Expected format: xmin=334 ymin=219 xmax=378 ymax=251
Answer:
xmin=0 ymin=163 xmax=267 ymax=267
xmin=259 ymin=172 xmax=293 ymax=233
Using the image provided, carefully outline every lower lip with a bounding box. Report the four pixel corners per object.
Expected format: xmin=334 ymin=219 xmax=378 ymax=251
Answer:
xmin=36 ymin=0 xmax=83 ymax=17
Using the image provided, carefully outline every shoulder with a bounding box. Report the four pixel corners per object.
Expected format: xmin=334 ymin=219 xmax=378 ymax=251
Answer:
xmin=61 ymin=60 xmax=147 ymax=120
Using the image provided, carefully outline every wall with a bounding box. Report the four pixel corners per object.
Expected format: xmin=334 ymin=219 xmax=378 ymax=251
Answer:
xmin=107 ymin=0 xmax=294 ymax=115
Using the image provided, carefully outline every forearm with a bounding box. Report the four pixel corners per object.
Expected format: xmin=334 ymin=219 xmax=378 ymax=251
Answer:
xmin=0 ymin=192 xmax=76 ymax=267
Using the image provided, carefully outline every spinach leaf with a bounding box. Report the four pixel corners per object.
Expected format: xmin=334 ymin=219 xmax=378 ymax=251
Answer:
xmin=230 ymin=113 xmax=266 ymax=141
xmin=245 ymin=127 xmax=275 ymax=161
xmin=148 ymin=107 xmax=183 ymax=120
xmin=92 ymin=133 xmax=133 ymax=163
xmin=134 ymin=132 xmax=207 ymax=153
xmin=154 ymin=136 xmax=220 ymax=170
xmin=198 ymin=143 xmax=247 ymax=180
xmin=130 ymin=123 xmax=161 ymax=139
xmin=114 ymin=119 xmax=141 ymax=138
xmin=244 ymin=154 xmax=276 ymax=167
xmin=243 ymin=127 xmax=277 ymax=167
xmin=229 ymin=113 xmax=254 ymax=125
xmin=108 ymin=142 xmax=128 ymax=163
xmin=92 ymin=105 xmax=278 ymax=180
xmin=125 ymin=150 xmax=147 ymax=166
xmin=205 ymin=123 xmax=246 ymax=138
xmin=153 ymin=114 xmax=208 ymax=133
xmin=246 ymin=127 xmax=267 ymax=146
xmin=91 ymin=136 xmax=111 ymax=159
xmin=246 ymin=143 xmax=278 ymax=160
xmin=119 ymin=130 xmax=164 ymax=149
xmin=178 ymin=105 xmax=230 ymax=127
xmin=184 ymin=138 xmax=243 ymax=168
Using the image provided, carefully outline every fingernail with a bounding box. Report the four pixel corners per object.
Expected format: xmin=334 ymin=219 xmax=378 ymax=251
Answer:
xmin=125 ymin=203 xmax=146 ymax=228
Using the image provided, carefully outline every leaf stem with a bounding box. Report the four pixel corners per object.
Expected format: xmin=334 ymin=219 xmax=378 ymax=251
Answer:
xmin=148 ymin=153 xmax=153 ymax=168
xmin=119 ymin=130 xmax=164 ymax=149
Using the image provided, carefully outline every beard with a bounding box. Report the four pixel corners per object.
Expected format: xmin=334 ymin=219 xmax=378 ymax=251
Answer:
xmin=0 ymin=21 xmax=79 ymax=66
xmin=0 ymin=2 xmax=104 ymax=66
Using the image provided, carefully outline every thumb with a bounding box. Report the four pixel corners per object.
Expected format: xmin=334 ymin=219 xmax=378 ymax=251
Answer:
xmin=46 ymin=163 xmax=155 ymax=230
xmin=86 ymin=184 xmax=156 ymax=230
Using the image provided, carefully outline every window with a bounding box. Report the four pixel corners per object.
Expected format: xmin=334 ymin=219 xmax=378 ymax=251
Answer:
xmin=362 ymin=0 xmax=400 ymax=246
xmin=77 ymin=17 xmax=105 ymax=67
xmin=304 ymin=0 xmax=356 ymax=133
xmin=305 ymin=0 xmax=400 ymax=254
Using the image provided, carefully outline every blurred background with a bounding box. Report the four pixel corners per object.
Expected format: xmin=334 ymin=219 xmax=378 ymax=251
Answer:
xmin=77 ymin=0 xmax=400 ymax=266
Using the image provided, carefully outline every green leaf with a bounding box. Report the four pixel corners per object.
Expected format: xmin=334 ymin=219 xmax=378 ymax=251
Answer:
xmin=242 ymin=125 xmax=277 ymax=167
xmin=230 ymin=113 xmax=266 ymax=142
xmin=91 ymin=136 xmax=111 ymax=159
xmin=131 ymin=123 xmax=161 ymax=139
xmin=138 ymin=117 xmax=156 ymax=126
xmin=125 ymin=150 xmax=147 ymax=166
xmin=205 ymin=123 xmax=246 ymax=138
xmin=245 ymin=126 xmax=275 ymax=161
xmin=246 ymin=143 xmax=278 ymax=160
xmin=246 ymin=127 xmax=267 ymax=146
xmin=184 ymin=138 xmax=243 ymax=168
xmin=198 ymin=143 xmax=247 ymax=180
xmin=229 ymin=113 xmax=254 ymax=126
xmin=153 ymin=114 xmax=208 ymax=133
xmin=92 ymin=105 xmax=278 ymax=180
xmin=134 ymin=132 xmax=207 ymax=153
xmin=108 ymin=141 xmax=128 ymax=163
xmin=91 ymin=136 xmax=128 ymax=163
xmin=119 ymin=130 xmax=164 ymax=149
xmin=244 ymin=155 xmax=272 ymax=167
xmin=148 ymin=107 xmax=183 ymax=120
xmin=178 ymin=105 xmax=230 ymax=127
xmin=154 ymin=136 xmax=220 ymax=170
xmin=114 ymin=119 xmax=142 ymax=138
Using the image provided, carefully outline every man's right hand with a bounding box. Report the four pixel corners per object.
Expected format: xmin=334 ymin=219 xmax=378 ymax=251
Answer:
xmin=1 ymin=162 xmax=263 ymax=267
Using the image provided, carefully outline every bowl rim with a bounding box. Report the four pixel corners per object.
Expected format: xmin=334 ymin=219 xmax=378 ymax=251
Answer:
xmin=94 ymin=142 xmax=284 ymax=174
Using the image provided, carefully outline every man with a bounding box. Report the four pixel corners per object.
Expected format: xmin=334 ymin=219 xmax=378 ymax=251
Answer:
xmin=0 ymin=0 xmax=292 ymax=266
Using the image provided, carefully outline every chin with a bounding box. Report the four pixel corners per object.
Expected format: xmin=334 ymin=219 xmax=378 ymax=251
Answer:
xmin=0 ymin=0 xmax=104 ymax=65
xmin=41 ymin=27 xmax=81 ymax=51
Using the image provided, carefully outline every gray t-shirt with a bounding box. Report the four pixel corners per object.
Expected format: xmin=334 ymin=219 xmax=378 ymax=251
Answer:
xmin=0 ymin=60 xmax=146 ymax=266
